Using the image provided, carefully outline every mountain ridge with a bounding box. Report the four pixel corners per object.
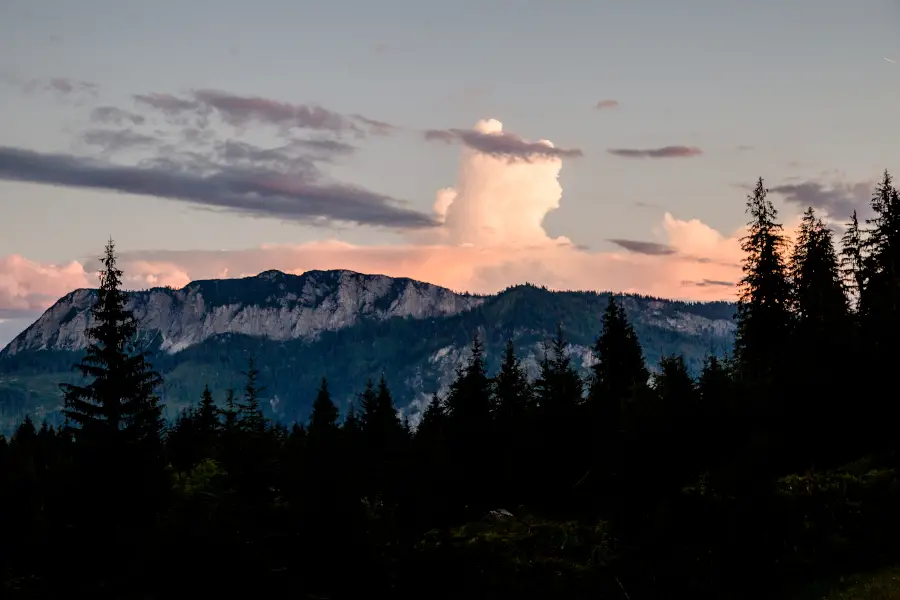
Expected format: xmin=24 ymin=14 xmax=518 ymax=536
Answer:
xmin=1 ymin=268 xmax=486 ymax=357
xmin=0 ymin=269 xmax=737 ymax=432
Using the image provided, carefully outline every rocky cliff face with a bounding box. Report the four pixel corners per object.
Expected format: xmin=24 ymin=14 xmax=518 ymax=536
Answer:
xmin=1 ymin=269 xmax=484 ymax=357
xmin=0 ymin=270 xmax=738 ymax=432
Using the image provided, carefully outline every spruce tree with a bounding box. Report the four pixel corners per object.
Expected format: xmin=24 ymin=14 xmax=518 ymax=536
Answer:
xmin=858 ymin=171 xmax=900 ymax=452
xmin=307 ymin=377 xmax=340 ymax=452
xmin=733 ymin=177 xmax=793 ymax=388
xmin=358 ymin=377 xmax=377 ymax=424
xmin=650 ymin=355 xmax=699 ymax=492
xmin=12 ymin=415 xmax=37 ymax=447
xmin=533 ymin=324 xmax=586 ymax=508
xmin=590 ymin=296 xmax=649 ymax=394
xmin=416 ymin=393 xmax=447 ymax=445
xmin=413 ymin=392 xmax=451 ymax=525
xmin=789 ymin=207 xmax=849 ymax=330
xmin=220 ymin=387 xmax=240 ymax=470
xmin=402 ymin=415 xmax=412 ymax=438
xmin=445 ymin=334 xmax=493 ymax=435
xmin=444 ymin=333 xmax=494 ymax=512
xmin=222 ymin=388 xmax=238 ymax=433
xmin=166 ymin=407 xmax=197 ymax=470
xmin=359 ymin=375 xmax=405 ymax=499
xmin=237 ymin=357 xmax=266 ymax=436
xmin=492 ymin=339 xmax=532 ymax=428
xmin=840 ymin=210 xmax=866 ymax=308
xmin=195 ymin=384 xmax=219 ymax=435
xmin=788 ymin=207 xmax=850 ymax=435
xmin=860 ymin=171 xmax=900 ymax=331
xmin=491 ymin=339 xmax=534 ymax=504
xmin=652 ymin=355 xmax=696 ymax=420
xmin=359 ymin=376 xmax=404 ymax=447
xmin=697 ymin=355 xmax=734 ymax=423
xmin=60 ymin=239 xmax=163 ymax=451
xmin=303 ymin=376 xmax=357 ymax=578
xmin=189 ymin=384 xmax=220 ymax=461
xmin=343 ymin=401 xmax=361 ymax=439
xmin=341 ymin=402 xmax=363 ymax=500
xmin=587 ymin=295 xmax=650 ymax=438
xmin=585 ymin=296 xmax=650 ymax=513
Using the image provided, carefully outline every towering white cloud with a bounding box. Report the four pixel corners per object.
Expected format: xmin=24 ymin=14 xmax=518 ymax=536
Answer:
xmin=436 ymin=119 xmax=570 ymax=248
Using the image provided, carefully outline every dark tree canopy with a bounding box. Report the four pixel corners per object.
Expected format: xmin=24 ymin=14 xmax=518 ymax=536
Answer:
xmin=8 ymin=186 xmax=900 ymax=600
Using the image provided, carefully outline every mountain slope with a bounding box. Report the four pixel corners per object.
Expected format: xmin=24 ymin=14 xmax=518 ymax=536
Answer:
xmin=2 ymin=269 xmax=483 ymax=356
xmin=0 ymin=269 xmax=736 ymax=432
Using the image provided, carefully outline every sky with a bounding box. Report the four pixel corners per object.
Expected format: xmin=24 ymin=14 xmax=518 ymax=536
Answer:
xmin=1 ymin=0 xmax=899 ymax=347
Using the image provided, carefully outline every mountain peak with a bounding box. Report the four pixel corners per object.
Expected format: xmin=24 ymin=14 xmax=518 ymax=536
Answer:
xmin=256 ymin=269 xmax=287 ymax=280
xmin=1 ymin=269 xmax=486 ymax=357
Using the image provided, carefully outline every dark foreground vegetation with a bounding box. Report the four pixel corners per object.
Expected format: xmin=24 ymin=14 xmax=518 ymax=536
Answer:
xmin=3 ymin=174 xmax=900 ymax=599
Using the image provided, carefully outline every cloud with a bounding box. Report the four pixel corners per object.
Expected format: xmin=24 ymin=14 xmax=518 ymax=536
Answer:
xmin=0 ymin=145 xmax=437 ymax=229
xmin=209 ymin=139 xmax=354 ymax=174
xmin=1 ymin=74 xmax=99 ymax=103
xmin=134 ymin=92 xmax=198 ymax=116
xmin=101 ymin=208 xmax=749 ymax=304
xmin=23 ymin=77 xmax=99 ymax=98
xmin=424 ymin=129 xmax=456 ymax=143
xmin=351 ymin=114 xmax=399 ymax=136
xmin=608 ymin=239 xmax=676 ymax=256
xmin=608 ymin=146 xmax=703 ymax=159
xmin=595 ymin=99 xmax=619 ymax=109
xmin=633 ymin=201 xmax=663 ymax=210
xmin=105 ymin=120 xmax=748 ymax=300
xmin=3 ymin=118 xmax=794 ymax=330
xmin=424 ymin=119 xmax=583 ymax=161
xmin=82 ymin=129 xmax=160 ymax=153
xmin=90 ymin=106 xmax=146 ymax=126
xmin=769 ymin=180 xmax=871 ymax=222
xmin=681 ymin=279 xmax=734 ymax=288
xmin=133 ymin=89 xmax=395 ymax=137
xmin=0 ymin=255 xmax=91 ymax=319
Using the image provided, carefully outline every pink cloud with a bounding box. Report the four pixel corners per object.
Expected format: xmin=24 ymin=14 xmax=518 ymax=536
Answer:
xmin=0 ymin=118 xmax=801 ymax=322
xmin=0 ymin=255 xmax=92 ymax=317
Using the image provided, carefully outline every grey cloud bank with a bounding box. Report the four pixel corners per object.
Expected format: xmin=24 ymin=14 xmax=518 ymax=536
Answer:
xmin=424 ymin=127 xmax=583 ymax=161
xmin=608 ymin=146 xmax=703 ymax=159
xmin=0 ymin=146 xmax=437 ymax=229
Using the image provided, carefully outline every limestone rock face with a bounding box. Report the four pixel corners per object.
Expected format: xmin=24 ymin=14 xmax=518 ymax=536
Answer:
xmin=1 ymin=269 xmax=485 ymax=356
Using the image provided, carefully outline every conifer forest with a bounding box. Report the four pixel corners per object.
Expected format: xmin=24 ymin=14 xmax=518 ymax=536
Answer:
xmin=4 ymin=174 xmax=900 ymax=599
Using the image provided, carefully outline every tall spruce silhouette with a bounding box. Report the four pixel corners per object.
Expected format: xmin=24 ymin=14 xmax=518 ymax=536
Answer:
xmin=237 ymin=356 xmax=266 ymax=436
xmin=491 ymin=339 xmax=534 ymax=504
xmin=840 ymin=209 xmax=866 ymax=308
xmin=588 ymin=296 xmax=650 ymax=408
xmin=788 ymin=207 xmax=850 ymax=462
xmin=444 ymin=333 xmax=493 ymax=512
xmin=195 ymin=383 xmax=221 ymax=449
xmin=858 ymin=171 xmax=900 ymax=451
xmin=586 ymin=296 xmax=649 ymax=514
xmin=533 ymin=324 xmax=586 ymax=509
xmin=734 ymin=177 xmax=793 ymax=389
xmin=860 ymin=171 xmax=900 ymax=332
xmin=789 ymin=207 xmax=849 ymax=331
xmin=60 ymin=239 xmax=163 ymax=449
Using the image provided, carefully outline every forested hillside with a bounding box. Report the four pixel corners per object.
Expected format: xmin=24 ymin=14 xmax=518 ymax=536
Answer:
xmin=2 ymin=175 xmax=900 ymax=599
xmin=0 ymin=273 xmax=735 ymax=434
